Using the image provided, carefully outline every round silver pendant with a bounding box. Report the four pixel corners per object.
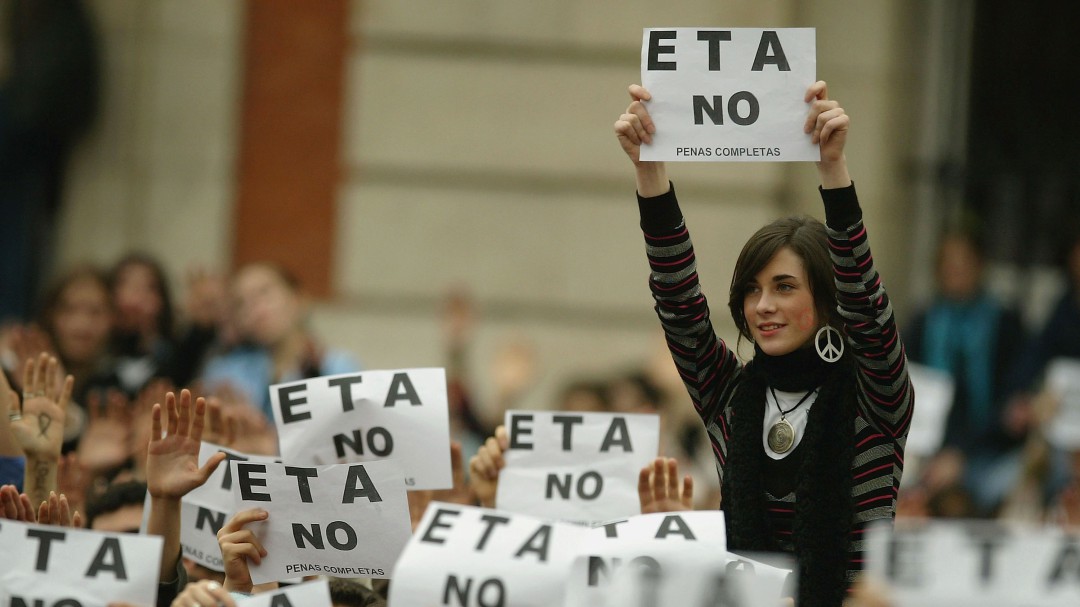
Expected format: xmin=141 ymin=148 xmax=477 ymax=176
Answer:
xmin=768 ymin=418 xmax=796 ymax=454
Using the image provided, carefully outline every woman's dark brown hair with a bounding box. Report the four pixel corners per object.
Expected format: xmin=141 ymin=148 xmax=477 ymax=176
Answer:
xmin=727 ymin=215 xmax=839 ymax=344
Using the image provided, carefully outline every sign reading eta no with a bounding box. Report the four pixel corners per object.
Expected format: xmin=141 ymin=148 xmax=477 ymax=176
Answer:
xmin=639 ymin=28 xmax=818 ymax=162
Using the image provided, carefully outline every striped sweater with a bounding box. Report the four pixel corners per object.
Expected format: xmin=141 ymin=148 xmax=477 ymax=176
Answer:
xmin=638 ymin=182 xmax=912 ymax=584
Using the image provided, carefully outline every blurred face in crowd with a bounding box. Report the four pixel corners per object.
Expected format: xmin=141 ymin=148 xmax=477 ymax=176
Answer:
xmin=936 ymin=235 xmax=983 ymax=301
xmin=113 ymin=260 xmax=165 ymax=336
xmin=742 ymin=247 xmax=819 ymax=356
xmin=90 ymin=503 xmax=144 ymax=534
xmin=559 ymin=383 xmax=609 ymax=413
xmin=232 ymin=264 xmax=304 ymax=347
xmin=52 ymin=275 xmax=112 ymax=365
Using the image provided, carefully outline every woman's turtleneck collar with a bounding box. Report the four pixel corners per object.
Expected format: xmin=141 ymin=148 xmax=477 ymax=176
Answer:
xmin=751 ymin=342 xmax=828 ymax=392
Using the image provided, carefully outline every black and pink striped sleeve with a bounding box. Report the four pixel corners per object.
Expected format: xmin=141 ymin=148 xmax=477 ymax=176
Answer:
xmin=639 ymin=184 xmax=742 ymax=468
xmin=821 ymin=183 xmax=913 ymax=439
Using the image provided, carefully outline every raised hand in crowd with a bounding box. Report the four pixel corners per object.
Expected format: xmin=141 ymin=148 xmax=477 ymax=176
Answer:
xmin=203 ymin=396 xmax=239 ymax=448
xmin=638 ymin=457 xmax=693 ymax=514
xmin=36 ymin=489 xmax=84 ymax=527
xmin=217 ymin=508 xmax=270 ymax=595
xmin=469 ymin=425 xmax=508 ymax=508
xmin=55 ymin=453 xmax=90 ymax=521
xmin=11 ymin=354 xmax=74 ymax=505
xmin=1 ymin=484 xmax=83 ymax=527
xmin=0 ymin=484 xmax=34 ymax=522
xmin=1 ymin=325 xmax=58 ymax=391
xmin=145 ymin=390 xmax=226 ymax=591
xmin=0 ymin=368 xmax=22 ymax=460
xmin=129 ymin=378 xmax=177 ymax=479
xmin=78 ymin=389 xmax=135 ymax=474
xmin=409 ymin=441 xmax=474 ymax=529
xmin=205 ymin=383 xmax=277 ymax=456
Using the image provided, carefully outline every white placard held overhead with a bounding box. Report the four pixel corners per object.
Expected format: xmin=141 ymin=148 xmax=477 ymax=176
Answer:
xmin=1045 ymin=358 xmax=1080 ymax=449
xmin=271 ymin=368 xmax=452 ymax=489
xmin=178 ymin=442 xmax=280 ymax=570
xmin=639 ymin=28 xmax=817 ymax=162
xmin=232 ymin=460 xmax=411 ymax=584
xmin=236 ymin=579 xmax=332 ymax=607
xmin=565 ymin=511 xmax=730 ymax=607
xmin=866 ymin=520 xmax=1080 ymax=607
xmin=905 ymin=363 xmax=955 ymax=457
xmin=0 ymin=518 xmax=163 ymax=607
xmin=495 ymin=411 xmax=660 ymax=525
xmin=390 ymin=502 xmax=589 ymax=607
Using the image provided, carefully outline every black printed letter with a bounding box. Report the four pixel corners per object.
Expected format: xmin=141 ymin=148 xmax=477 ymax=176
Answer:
xmin=647 ymin=30 xmax=677 ymax=70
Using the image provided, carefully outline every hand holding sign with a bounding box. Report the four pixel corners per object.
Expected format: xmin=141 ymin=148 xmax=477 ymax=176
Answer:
xmin=803 ymin=81 xmax=847 ymax=160
xmin=804 ymin=80 xmax=852 ymax=188
xmin=614 ymin=85 xmax=657 ymax=164
xmin=218 ymin=508 xmax=270 ymax=594
xmin=614 ymin=85 xmax=670 ymax=198
xmin=469 ymin=426 xmax=508 ymax=508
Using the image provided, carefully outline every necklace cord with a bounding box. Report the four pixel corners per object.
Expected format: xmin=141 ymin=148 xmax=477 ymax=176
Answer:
xmin=769 ymin=385 xmax=818 ymax=418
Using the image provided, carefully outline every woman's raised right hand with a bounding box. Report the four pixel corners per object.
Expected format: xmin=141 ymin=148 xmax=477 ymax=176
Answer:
xmin=613 ymin=85 xmax=656 ymax=165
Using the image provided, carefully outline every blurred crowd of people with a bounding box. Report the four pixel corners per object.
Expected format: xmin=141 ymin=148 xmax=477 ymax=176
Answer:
xmin=0 ymin=222 xmax=1076 ymax=605
xmin=900 ymin=230 xmax=1080 ymax=526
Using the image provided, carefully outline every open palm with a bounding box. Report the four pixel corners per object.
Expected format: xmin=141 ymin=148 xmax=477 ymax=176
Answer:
xmin=146 ymin=390 xmax=224 ymax=500
xmin=10 ymin=355 xmax=72 ymax=460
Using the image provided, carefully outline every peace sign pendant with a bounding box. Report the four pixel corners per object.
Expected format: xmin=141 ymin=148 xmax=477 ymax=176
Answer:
xmin=815 ymin=325 xmax=845 ymax=363
xmin=768 ymin=418 xmax=796 ymax=454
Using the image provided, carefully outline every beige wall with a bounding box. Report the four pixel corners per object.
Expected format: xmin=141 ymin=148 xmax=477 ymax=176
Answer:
xmin=58 ymin=0 xmax=925 ymax=418
xmin=57 ymin=0 xmax=242 ymax=274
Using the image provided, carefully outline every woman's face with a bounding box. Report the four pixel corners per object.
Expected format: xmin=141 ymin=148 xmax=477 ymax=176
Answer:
xmin=113 ymin=262 xmax=164 ymax=335
xmin=742 ymin=247 xmax=819 ymax=356
xmin=53 ymin=277 xmax=112 ymax=365
xmin=231 ymin=265 xmax=302 ymax=347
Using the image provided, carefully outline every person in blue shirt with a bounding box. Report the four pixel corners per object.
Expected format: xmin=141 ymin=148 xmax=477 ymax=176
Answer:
xmin=200 ymin=262 xmax=358 ymax=420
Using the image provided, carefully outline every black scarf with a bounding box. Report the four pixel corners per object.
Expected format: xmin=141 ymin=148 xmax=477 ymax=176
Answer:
xmin=720 ymin=344 xmax=856 ymax=607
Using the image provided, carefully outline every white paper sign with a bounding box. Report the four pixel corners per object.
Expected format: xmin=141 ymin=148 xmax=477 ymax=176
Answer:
xmin=177 ymin=442 xmax=280 ymax=570
xmin=1045 ymin=358 xmax=1080 ymax=449
xmin=236 ymin=579 xmax=332 ymax=607
xmin=905 ymin=363 xmax=955 ymax=456
xmin=495 ymin=411 xmax=660 ymax=525
xmin=866 ymin=520 xmax=1080 ymax=606
xmin=600 ymin=549 xmax=795 ymax=607
xmin=0 ymin=518 xmax=163 ymax=607
xmin=232 ymin=459 xmax=412 ymax=584
xmin=565 ymin=511 xmax=729 ymax=607
xmin=271 ymin=368 xmax=451 ymax=489
xmin=390 ymin=502 xmax=589 ymax=607
xmin=640 ymin=28 xmax=817 ymax=162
